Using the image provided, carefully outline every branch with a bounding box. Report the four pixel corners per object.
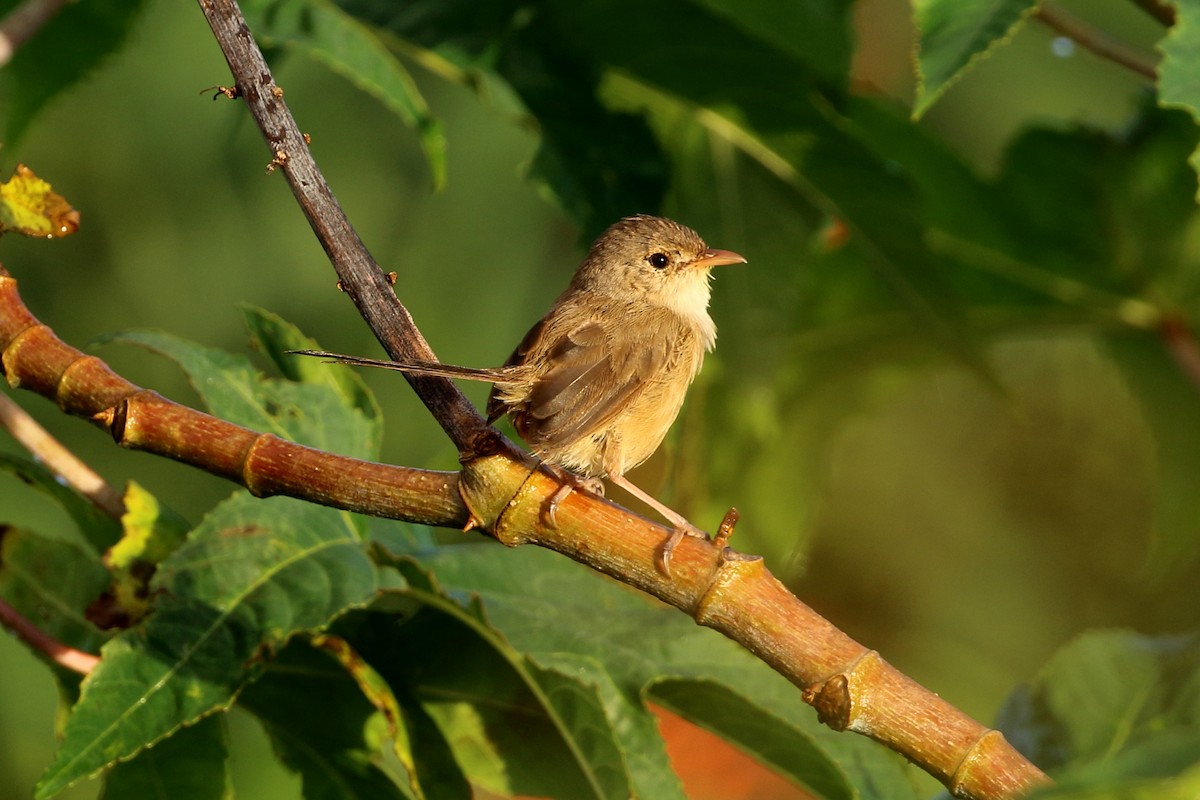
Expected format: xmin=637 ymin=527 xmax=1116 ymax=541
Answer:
xmin=0 ymin=265 xmax=1048 ymax=798
xmin=0 ymin=391 xmax=125 ymax=518
xmin=195 ymin=0 xmax=490 ymax=457
xmin=0 ymin=595 xmax=99 ymax=674
xmin=0 ymin=0 xmax=70 ymax=66
xmin=1035 ymin=2 xmax=1158 ymax=81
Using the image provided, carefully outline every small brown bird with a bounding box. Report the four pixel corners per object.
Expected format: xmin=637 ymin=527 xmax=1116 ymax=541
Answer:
xmin=296 ymin=215 xmax=745 ymax=573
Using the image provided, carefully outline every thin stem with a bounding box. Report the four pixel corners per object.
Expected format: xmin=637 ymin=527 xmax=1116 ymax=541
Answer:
xmin=0 ymin=0 xmax=70 ymax=66
xmin=195 ymin=0 xmax=490 ymax=456
xmin=0 ymin=392 xmax=125 ymax=518
xmin=1036 ymin=2 xmax=1158 ymax=81
xmin=0 ymin=596 xmax=99 ymax=674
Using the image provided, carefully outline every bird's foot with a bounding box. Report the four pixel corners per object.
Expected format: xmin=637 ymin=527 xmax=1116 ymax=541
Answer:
xmin=654 ymin=522 xmax=709 ymax=577
xmin=542 ymin=472 xmax=604 ymax=528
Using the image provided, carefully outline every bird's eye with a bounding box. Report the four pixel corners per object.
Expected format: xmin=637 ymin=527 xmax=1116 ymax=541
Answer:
xmin=648 ymin=252 xmax=670 ymax=269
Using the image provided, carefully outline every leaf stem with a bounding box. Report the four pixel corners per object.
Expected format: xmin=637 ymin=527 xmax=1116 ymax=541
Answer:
xmin=1035 ymin=2 xmax=1158 ymax=81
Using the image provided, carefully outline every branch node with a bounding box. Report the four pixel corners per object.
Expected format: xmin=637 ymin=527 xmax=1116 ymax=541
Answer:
xmin=952 ymin=729 xmax=1020 ymax=796
xmin=802 ymin=649 xmax=885 ymax=733
xmin=804 ymin=673 xmax=853 ymax=730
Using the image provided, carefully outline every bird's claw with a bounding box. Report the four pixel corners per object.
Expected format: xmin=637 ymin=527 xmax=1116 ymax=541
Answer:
xmin=654 ymin=523 xmax=709 ymax=577
xmin=541 ymin=476 xmax=604 ymax=528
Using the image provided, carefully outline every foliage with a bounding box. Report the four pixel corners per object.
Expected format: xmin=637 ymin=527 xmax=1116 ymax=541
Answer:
xmin=2 ymin=0 xmax=1200 ymax=798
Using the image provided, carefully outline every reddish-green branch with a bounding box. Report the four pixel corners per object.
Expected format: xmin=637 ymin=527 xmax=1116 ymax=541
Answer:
xmin=0 ymin=595 xmax=99 ymax=674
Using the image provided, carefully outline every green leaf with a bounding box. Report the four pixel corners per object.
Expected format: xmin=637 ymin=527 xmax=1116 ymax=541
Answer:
xmin=1158 ymin=0 xmax=1200 ymax=195
xmin=342 ymin=594 xmax=623 ymax=800
xmin=99 ymin=714 xmax=231 ymax=800
xmin=241 ymin=0 xmax=446 ymax=189
xmin=380 ymin=544 xmax=921 ymax=800
xmin=241 ymin=305 xmax=382 ymax=425
xmin=239 ymin=639 xmax=416 ymax=800
xmin=0 ymin=527 xmax=110 ymax=658
xmin=36 ymin=494 xmax=379 ymax=798
xmin=97 ymin=328 xmax=380 ymax=460
xmin=1030 ymin=760 xmax=1200 ymax=800
xmin=911 ymin=0 xmax=1038 ymax=118
xmin=0 ymin=453 xmax=122 ymax=552
xmin=0 ymin=0 xmax=149 ymax=145
xmin=997 ymin=630 xmax=1200 ymax=773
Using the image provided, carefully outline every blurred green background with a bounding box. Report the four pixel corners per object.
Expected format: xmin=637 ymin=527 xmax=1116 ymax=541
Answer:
xmin=0 ymin=0 xmax=1192 ymax=797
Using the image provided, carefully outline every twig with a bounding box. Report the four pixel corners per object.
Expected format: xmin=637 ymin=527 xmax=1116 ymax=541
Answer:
xmin=1035 ymin=2 xmax=1158 ymax=81
xmin=195 ymin=0 xmax=491 ymax=457
xmin=0 ymin=0 xmax=70 ymax=66
xmin=1129 ymin=0 xmax=1176 ymax=27
xmin=0 ymin=392 xmax=125 ymax=518
xmin=0 ymin=596 xmax=99 ymax=674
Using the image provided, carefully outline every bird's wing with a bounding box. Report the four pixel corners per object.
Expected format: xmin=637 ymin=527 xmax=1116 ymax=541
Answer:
xmin=519 ymin=319 xmax=669 ymax=446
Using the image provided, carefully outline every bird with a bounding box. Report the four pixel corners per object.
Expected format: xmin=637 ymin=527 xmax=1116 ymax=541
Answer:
xmin=294 ymin=214 xmax=746 ymax=574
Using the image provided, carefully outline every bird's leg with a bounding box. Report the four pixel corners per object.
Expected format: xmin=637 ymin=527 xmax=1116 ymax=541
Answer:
xmin=607 ymin=474 xmax=707 ymax=577
xmin=539 ymin=464 xmax=604 ymax=528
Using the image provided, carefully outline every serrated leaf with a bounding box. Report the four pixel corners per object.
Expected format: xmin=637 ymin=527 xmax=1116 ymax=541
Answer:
xmin=241 ymin=305 xmax=382 ymax=425
xmin=0 ymin=0 xmax=149 ymax=145
xmin=241 ymin=0 xmax=446 ymax=189
xmin=36 ymin=494 xmax=379 ymax=798
xmin=99 ymin=714 xmax=231 ymax=800
xmin=911 ymin=0 xmax=1038 ymax=118
xmin=1158 ymin=0 xmax=1200 ymax=195
xmin=0 ymin=527 xmax=110 ymax=658
xmin=0 ymin=163 xmax=80 ymax=238
xmin=239 ymin=639 xmax=416 ymax=800
xmin=96 ymin=328 xmax=380 ymax=460
xmin=0 ymin=452 xmax=121 ymax=552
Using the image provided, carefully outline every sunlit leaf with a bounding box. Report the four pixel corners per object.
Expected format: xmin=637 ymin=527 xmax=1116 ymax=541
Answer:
xmin=0 ymin=164 xmax=80 ymax=238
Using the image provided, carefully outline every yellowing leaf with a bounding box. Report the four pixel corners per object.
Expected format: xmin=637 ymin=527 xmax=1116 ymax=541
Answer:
xmin=0 ymin=163 xmax=80 ymax=238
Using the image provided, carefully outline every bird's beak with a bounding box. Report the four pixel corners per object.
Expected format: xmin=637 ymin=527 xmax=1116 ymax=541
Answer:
xmin=691 ymin=248 xmax=747 ymax=269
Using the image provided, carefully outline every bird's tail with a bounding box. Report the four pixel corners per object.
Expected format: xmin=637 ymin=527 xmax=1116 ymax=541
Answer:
xmin=288 ymin=349 xmax=507 ymax=383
